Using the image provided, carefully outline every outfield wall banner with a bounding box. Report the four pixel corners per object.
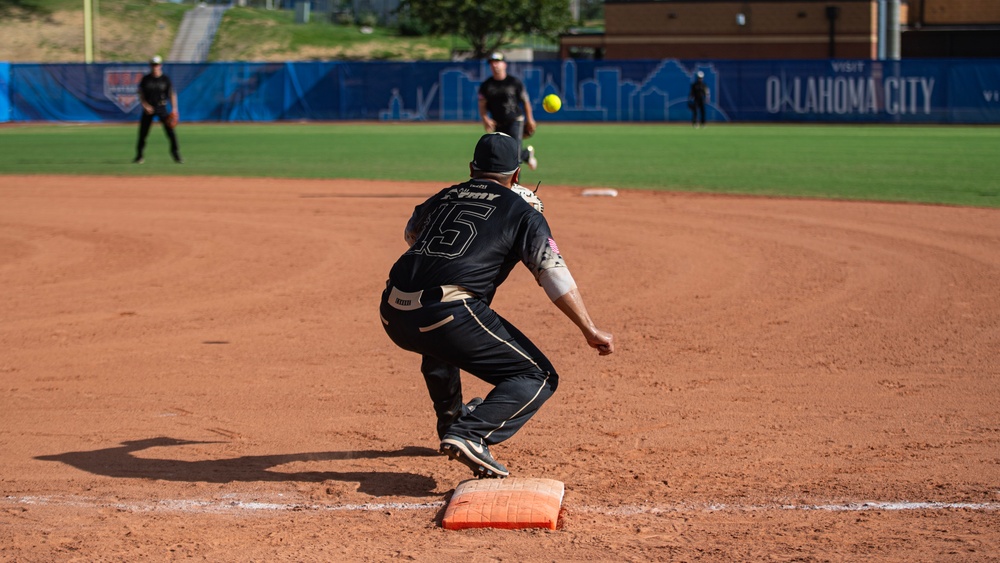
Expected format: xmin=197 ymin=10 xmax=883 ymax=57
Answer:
xmin=7 ymin=59 xmax=1000 ymax=124
xmin=0 ymin=62 xmax=10 ymax=123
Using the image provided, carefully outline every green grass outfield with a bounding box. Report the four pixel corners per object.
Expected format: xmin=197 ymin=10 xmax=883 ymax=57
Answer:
xmin=2 ymin=122 xmax=998 ymax=208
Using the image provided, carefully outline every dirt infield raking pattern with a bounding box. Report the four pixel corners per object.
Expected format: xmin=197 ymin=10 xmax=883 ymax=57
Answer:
xmin=1 ymin=175 xmax=998 ymax=561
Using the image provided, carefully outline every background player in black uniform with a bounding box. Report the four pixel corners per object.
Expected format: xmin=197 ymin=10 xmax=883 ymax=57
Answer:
xmin=134 ymin=56 xmax=182 ymax=164
xmin=379 ymin=132 xmax=614 ymax=479
xmin=478 ymin=52 xmax=538 ymax=171
xmin=688 ymin=71 xmax=709 ymax=128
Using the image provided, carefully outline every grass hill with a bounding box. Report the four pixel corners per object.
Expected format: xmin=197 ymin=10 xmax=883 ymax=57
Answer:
xmin=210 ymin=6 xmax=460 ymax=61
xmin=0 ymin=0 xmax=537 ymax=62
xmin=1 ymin=0 xmax=185 ymax=62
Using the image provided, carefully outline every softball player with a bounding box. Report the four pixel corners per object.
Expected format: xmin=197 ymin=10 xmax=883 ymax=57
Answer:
xmin=134 ymin=56 xmax=182 ymax=164
xmin=478 ymin=52 xmax=538 ymax=170
xmin=379 ymin=133 xmax=613 ymax=479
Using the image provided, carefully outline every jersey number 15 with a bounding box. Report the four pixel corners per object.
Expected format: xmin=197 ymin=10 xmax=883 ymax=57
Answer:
xmin=408 ymin=202 xmax=495 ymax=259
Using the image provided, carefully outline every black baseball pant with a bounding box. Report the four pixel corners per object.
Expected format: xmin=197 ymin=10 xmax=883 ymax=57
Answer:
xmin=379 ymin=285 xmax=557 ymax=446
xmin=691 ymin=100 xmax=706 ymax=126
xmin=136 ymin=107 xmax=180 ymax=160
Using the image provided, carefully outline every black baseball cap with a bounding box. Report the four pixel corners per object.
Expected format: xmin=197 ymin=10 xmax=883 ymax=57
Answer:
xmin=472 ymin=132 xmax=520 ymax=174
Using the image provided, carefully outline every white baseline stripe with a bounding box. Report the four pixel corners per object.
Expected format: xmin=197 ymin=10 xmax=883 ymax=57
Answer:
xmin=6 ymin=495 xmax=444 ymax=513
xmin=4 ymin=495 xmax=999 ymax=515
xmin=577 ymin=501 xmax=1000 ymax=515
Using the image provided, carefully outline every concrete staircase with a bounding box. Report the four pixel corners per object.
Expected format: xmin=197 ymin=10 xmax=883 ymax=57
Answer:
xmin=167 ymin=3 xmax=228 ymax=63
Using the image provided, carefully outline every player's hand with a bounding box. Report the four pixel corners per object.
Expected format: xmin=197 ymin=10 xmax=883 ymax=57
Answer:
xmin=524 ymin=118 xmax=536 ymax=138
xmin=586 ymin=329 xmax=614 ymax=356
xmin=483 ymin=117 xmax=496 ymax=132
xmin=142 ymin=104 xmax=154 ymax=115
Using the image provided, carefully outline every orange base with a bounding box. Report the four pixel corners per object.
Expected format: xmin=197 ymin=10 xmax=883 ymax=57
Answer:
xmin=441 ymin=478 xmax=565 ymax=530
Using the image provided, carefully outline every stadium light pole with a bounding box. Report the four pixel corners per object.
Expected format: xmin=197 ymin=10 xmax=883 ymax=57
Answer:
xmin=93 ymin=0 xmax=100 ymax=61
xmin=887 ymin=0 xmax=901 ymax=60
xmin=83 ymin=0 xmax=94 ymax=63
xmin=877 ymin=0 xmax=886 ymax=59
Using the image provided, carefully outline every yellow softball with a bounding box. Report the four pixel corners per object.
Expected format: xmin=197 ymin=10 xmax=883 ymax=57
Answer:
xmin=542 ymin=94 xmax=562 ymax=113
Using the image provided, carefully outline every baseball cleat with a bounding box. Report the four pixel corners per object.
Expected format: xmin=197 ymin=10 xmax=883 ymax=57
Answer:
xmin=437 ymin=397 xmax=486 ymax=440
xmin=440 ymin=435 xmax=508 ymax=479
xmin=526 ymin=145 xmax=538 ymax=171
xmin=133 ymin=157 xmax=144 ymax=164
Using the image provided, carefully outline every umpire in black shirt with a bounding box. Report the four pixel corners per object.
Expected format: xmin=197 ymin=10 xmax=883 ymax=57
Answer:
xmin=134 ymin=55 xmax=182 ymax=164
xmin=379 ymin=132 xmax=614 ymax=479
xmin=688 ymin=70 xmax=709 ymax=128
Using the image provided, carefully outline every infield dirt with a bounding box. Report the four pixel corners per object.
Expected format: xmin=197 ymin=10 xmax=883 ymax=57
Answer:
xmin=1 ymin=175 xmax=998 ymax=561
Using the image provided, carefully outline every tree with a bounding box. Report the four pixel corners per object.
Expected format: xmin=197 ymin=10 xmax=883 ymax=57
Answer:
xmin=398 ymin=0 xmax=573 ymax=59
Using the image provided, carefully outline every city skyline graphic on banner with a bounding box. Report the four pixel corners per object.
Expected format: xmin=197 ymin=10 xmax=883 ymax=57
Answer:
xmin=379 ymin=59 xmax=725 ymax=123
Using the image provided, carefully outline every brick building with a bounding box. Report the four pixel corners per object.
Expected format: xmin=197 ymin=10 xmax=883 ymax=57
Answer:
xmin=560 ymin=0 xmax=1000 ymax=60
xmin=905 ymin=0 xmax=1000 ymax=57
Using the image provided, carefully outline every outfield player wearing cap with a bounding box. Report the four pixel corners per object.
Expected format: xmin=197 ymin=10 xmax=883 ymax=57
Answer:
xmin=379 ymin=132 xmax=614 ymax=479
xmin=478 ymin=52 xmax=538 ymax=171
xmin=134 ymin=56 xmax=182 ymax=164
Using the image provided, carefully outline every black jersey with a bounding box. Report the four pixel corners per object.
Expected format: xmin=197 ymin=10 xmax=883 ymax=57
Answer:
xmin=689 ymin=80 xmax=708 ymax=102
xmin=139 ymin=73 xmax=173 ymax=107
xmin=478 ymin=76 xmax=526 ymax=125
xmin=389 ymin=179 xmax=565 ymax=303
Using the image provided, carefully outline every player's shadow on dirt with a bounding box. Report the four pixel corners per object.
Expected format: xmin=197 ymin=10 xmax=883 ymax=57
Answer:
xmin=35 ymin=437 xmax=440 ymax=497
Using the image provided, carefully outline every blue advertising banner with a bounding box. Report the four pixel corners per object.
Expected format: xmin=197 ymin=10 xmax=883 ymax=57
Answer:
xmin=0 ymin=62 xmax=10 ymax=122
xmin=947 ymin=61 xmax=1000 ymax=123
xmin=5 ymin=59 xmax=1000 ymax=124
xmin=718 ymin=59 xmax=948 ymax=123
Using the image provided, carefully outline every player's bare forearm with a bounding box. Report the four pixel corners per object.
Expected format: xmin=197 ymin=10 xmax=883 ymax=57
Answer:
xmin=553 ymin=288 xmax=614 ymax=355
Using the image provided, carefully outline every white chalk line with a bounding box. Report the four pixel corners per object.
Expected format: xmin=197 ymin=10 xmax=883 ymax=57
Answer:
xmin=579 ymin=501 xmax=1000 ymax=516
xmin=4 ymin=495 xmax=444 ymax=513
xmin=4 ymin=495 xmax=999 ymax=515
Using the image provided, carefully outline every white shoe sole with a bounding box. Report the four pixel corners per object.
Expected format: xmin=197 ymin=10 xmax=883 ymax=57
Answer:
xmin=440 ymin=437 xmax=509 ymax=478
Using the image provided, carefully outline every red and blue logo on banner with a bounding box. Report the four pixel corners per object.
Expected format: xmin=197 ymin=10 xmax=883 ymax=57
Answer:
xmin=103 ymin=69 xmax=144 ymax=113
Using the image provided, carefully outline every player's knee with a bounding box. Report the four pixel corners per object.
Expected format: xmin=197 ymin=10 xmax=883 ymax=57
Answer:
xmin=545 ymin=370 xmax=559 ymax=393
xmin=513 ymin=368 xmax=557 ymax=400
